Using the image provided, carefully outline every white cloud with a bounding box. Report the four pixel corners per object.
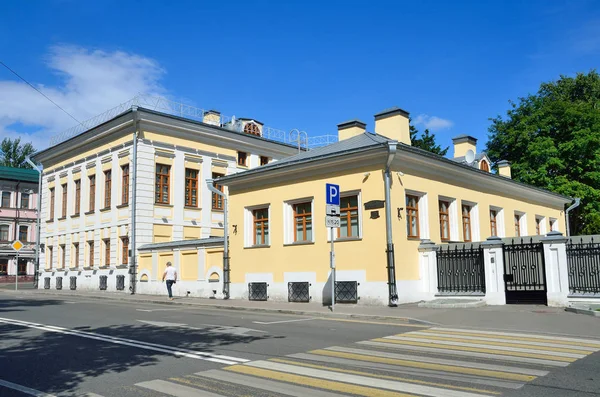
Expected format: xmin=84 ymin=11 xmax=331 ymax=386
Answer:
xmin=0 ymin=45 xmax=166 ymax=150
xmin=413 ymin=114 xmax=454 ymax=131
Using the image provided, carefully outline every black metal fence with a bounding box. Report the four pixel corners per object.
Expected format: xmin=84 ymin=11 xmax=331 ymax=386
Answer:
xmin=248 ymin=282 xmax=268 ymax=301
xmin=566 ymin=237 xmax=600 ymax=295
xmin=437 ymin=244 xmax=485 ymax=293
xmin=288 ymin=282 xmax=310 ymax=302
xmin=503 ymin=238 xmax=547 ymax=305
xmin=116 ymin=275 xmax=125 ymax=291
xmin=335 ymin=281 xmax=359 ymax=303
xmin=99 ymin=275 xmax=108 ymax=290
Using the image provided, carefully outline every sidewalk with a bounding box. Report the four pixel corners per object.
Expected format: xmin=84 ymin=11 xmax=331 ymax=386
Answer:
xmin=6 ymin=289 xmax=600 ymax=338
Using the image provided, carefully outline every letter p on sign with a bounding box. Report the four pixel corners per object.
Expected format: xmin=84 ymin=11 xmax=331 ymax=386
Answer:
xmin=326 ymin=183 xmax=340 ymax=206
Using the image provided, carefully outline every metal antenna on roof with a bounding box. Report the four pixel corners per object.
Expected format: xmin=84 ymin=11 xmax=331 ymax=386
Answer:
xmin=289 ymin=129 xmax=308 ymax=153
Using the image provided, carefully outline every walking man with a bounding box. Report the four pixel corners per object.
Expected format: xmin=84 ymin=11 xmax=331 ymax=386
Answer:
xmin=162 ymin=261 xmax=177 ymax=300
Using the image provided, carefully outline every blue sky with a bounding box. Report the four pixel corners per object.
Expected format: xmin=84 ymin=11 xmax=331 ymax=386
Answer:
xmin=1 ymin=0 xmax=599 ymax=154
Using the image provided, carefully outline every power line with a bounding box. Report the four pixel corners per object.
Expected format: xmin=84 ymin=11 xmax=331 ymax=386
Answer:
xmin=0 ymin=61 xmax=83 ymax=126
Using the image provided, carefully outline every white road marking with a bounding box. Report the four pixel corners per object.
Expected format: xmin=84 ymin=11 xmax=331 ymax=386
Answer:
xmin=253 ymin=318 xmax=315 ymax=325
xmin=245 ymin=360 xmax=495 ymax=397
xmin=0 ymin=378 xmax=57 ymax=396
xmin=136 ymin=320 xmax=267 ymax=335
xmin=433 ymin=327 xmax=600 ymax=346
xmin=135 ymin=308 xmax=177 ymax=312
xmin=0 ymin=317 xmax=249 ymax=365
xmin=136 ymin=379 xmax=225 ymax=397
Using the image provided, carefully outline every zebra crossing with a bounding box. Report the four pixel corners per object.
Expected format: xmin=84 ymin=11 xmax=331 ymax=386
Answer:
xmin=129 ymin=326 xmax=600 ymax=397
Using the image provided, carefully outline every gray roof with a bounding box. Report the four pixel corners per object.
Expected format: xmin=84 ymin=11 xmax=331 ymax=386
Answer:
xmin=139 ymin=237 xmax=224 ymax=251
xmin=218 ymin=132 xmax=389 ymax=183
xmin=452 ymin=152 xmax=488 ymax=166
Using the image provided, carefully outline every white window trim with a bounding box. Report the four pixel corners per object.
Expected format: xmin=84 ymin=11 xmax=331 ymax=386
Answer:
xmin=284 ymin=197 xmax=315 ymax=244
xmin=0 ymin=223 xmax=12 ymax=241
xmin=0 ymin=191 xmax=11 ymax=208
xmin=461 ymin=200 xmax=480 ymax=242
xmin=17 ymin=224 xmax=29 ymax=242
xmin=439 ymin=196 xmax=459 ymax=242
xmin=549 ymin=217 xmax=559 ymax=232
xmin=515 ymin=211 xmax=527 ymax=237
xmin=490 ymin=206 xmax=505 ymax=238
xmin=405 ymin=190 xmax=429 ymax=240
xmin=244 ymin=204 xmax=271 ymax=247
xmin=327 ymin=190 xmax=363 ymax=242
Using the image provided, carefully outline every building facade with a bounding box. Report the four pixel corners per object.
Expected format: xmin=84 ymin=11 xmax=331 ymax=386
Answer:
xmin=0 ymin=166 xmax=40 ymax=282
xmin=218 ymin=107 xmax=571 ymax=305
xmin=33 ymin=107 xmax=299 ymax=294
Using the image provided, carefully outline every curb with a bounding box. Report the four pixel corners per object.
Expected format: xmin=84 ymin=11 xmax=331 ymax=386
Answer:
xmin=417 ymin=300 xmax=487 ymax=309
xmin=25 ymin=290 xmax=437 ymax=326
xmin=565 ymin=307 xmax=600 ymax=317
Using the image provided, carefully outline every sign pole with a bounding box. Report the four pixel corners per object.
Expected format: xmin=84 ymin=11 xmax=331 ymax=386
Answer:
xmin=15 ymin=252 xmax=19 ymax=291
xmin=330 ymin=226 xmax=335 ymax=311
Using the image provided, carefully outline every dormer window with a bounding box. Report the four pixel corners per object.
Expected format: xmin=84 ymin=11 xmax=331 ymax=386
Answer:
xmin=237 ymin=151 xmax=248 ymax=167
xmin=244 ymin=122 xmax=261 ymax=136
xmin=479 ymin=159 xmax=489 ymax=172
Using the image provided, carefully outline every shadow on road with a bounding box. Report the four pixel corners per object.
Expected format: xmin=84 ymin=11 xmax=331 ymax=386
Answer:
xmin=0 ymin=301 xmax=283 ymax=396
xmin=0 ymin=298 xmax=65 ymax=313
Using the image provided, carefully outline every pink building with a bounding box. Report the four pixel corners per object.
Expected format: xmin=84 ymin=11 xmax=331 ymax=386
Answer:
xmin=0 ymin=166 xmax=39 ymax=281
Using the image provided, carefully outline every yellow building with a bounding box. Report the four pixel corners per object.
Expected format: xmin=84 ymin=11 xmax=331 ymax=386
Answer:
xmin=219 ymin=107 xmax=571 ymax=305
xmin=33 ymin=105 xmax=300 ymax=295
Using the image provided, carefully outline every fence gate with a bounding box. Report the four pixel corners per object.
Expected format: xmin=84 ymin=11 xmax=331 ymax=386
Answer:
xmin=566 ymin=237 xmax=600 ymax=295
xmin=503 ymin=239 xmax=547 ymax=305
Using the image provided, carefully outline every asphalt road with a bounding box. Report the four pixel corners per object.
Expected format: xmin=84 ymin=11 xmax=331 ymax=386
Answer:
xmin=0 ymin=293 xmax=599 ymax=397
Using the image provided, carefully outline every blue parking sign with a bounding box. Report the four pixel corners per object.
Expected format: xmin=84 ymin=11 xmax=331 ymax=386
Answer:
xmin=326 ymin=183 xmax=340 ymax=205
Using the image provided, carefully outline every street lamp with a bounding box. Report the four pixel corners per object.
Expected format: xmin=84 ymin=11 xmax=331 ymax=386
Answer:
xmin=25 ymin=156 xmax=42 ymax=289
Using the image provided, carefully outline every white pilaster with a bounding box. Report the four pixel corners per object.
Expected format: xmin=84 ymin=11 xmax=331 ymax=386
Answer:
xmin=481 ymin=237 xmax=506 ymax=305
xmin=541 ymin=231 xmax=569 ymax=307
xmin=418 ymin=240 xmax=438 ymax=300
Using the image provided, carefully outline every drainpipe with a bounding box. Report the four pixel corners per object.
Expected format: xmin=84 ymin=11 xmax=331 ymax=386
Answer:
xmin=565 ymin=197 xmax=581 ymax=237
xmin=206 ymin=178 xmax=229 ymax=299
xmin=25 ymin=157 xmax=42 ymax=288
xmin=129 ymin=107 xmax=139 ymax=294
xmin=384 ymin=141 xmax=398 ymax=307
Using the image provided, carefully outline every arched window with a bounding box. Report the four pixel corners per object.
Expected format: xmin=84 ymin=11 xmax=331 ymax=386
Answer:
xmin=243 ymin=122 xmax=261 ymax=136
xmin=480 ymin=160 xmax=490 ymax=172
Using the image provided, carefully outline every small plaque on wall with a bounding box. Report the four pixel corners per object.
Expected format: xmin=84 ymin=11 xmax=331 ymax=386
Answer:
xmin=364 ymin=200 xmax=385 ymax=210
xmin=370 ymin=211 xmax=380 ymax=219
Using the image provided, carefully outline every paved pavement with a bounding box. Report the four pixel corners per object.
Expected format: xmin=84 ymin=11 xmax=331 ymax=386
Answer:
xmin=0 ymin=291 xmax=599 ymax=396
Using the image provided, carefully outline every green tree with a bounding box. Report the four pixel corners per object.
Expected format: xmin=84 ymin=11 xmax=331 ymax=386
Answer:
xmin=409 ymin=123 xmax=449 ymax=156
xmin=486 ymin=70 xmax=600 ymax=235
xmin=0 ymin=138 xmax=36 ymax=169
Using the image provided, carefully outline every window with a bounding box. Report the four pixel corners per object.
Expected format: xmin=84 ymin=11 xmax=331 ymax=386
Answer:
xmin=72 ymin=243 xmax=79 ymax=268
xmin=185 ymin=169 xmax=198 ymax=207
xmin=121 ymin=237 xmax=129 ymax=265
xmin=212 ymin=173 xmax=224 ymax=210
xmin=550 ymin=218 xmax=558 ymax=232
xmin=490 ymin=209 xmax=498 ymax=237
xmin=260 ymin=156 xmax=269 ymax=166
xmin=514 ymin=214 xmax=521 ymax=237
xmin=18 ymin=259 xmax=27 ymax=275
xmin=104 ymin=239 xmax=111 ymax=267
xmin=47 ymin=246 xmax=53 ymax=269
xmin=535 ymin=216 xmax=547 ymax=235
xmin=155 ymin=164 xmax=170 ymax=204
xmin=237 ymin=151 xmax=247 ymax=167
xmin=0 ymin=259 xmax=7 ymax=274
xmin=88 ymin=241 xmax=94 ymax=268
xmin=244 ymin=122 xmax=261 ymax=136
xmin=18 ymin=226 xmax=28 ymax=242
xmin=406 ymin=195 xmax=420 ymax=238
xmin=535 ymin=218 xmax=541 ymax=235
xmin=462 ymin=205 xmax=472 ymax=242
xmin=480 ymin=160 xmax=490 ymax=172
xmin=74 ymin=179 xmax=81 ymax=215
xmin=104 ymin=170 xmax=112 ymax=208
xmin=0 ymin=225 xmax=9 ymax=241
xmin=439 ymin=200 xmax=450 ymax=242
xmin=121 ymin=165 xmax=129 ymax=205
xmin=339 ymin=195 xmax=359 ymax=238
xmin=61 ymin=183 xmax=67 ymax=218
xmin=253 ymin=208 xmax=269 ymax=245
xmin=294 ymin=202 xmax=313 ymax=242
xmin=60 ymin=244 xmax=66 ymax=268
xmin=1 ymin=192 xmax=10 ymax=207
xmin=89 ymin=175 xmax=96 ymax=212
xmin=20 ymin=193 xmax=30 ymax=209
xmin=49 ymin=188 xmax=55 ymax=219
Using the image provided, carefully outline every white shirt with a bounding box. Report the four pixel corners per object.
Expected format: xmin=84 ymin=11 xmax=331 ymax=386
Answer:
xmin=164 ymin=266 xmax=177 ymax=281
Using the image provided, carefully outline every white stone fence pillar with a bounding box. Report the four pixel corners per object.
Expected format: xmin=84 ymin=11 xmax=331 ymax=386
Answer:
xmin=541 ymin=231 xmax=569 ymax=307
xmin=481 ymin=237 xmax=506 ymax=305
xmin=418 ymin=240 xmax=439 ymax=301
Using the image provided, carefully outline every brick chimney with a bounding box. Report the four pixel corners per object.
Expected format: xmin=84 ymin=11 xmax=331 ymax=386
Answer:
xmin=337 ymin=119 xmax=367 ymax=141
xmin=374 ymin=107 xmax=411 ymax=145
